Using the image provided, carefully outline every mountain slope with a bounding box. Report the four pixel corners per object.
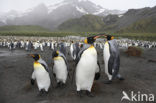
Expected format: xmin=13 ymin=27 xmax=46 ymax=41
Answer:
xmin=0 ymin=25 xmax=50 ymax=32
xmin=58 ymin=14 xmax=105 ymax=31
xmin=0 ymin=0 xmax=124 ymax=30
xmin=118 ymin=17 xmax=156 ymax=33
xmin=58 ymin=6 xmax=156 ymax=33
xmin=115 ymin=6 xmax=156 ymax=31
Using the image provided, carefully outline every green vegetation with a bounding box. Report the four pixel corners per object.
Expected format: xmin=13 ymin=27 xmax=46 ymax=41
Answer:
xmin=0 ymin=25 xmax=50 ymax=32
xmin=118 ymin=17 xmax=156 ymax=33
xmin=58 ymin=15 xmax=105 ymax=32
xmin=0 ymin=25 xmax=156 ymax=41
xmin=114 ymin=33 xmax=156 ymax=41
xmin=0 ymin=31 xmax=155 ymax=41
xmin=0 ymin=31 xmax=81 ymax=37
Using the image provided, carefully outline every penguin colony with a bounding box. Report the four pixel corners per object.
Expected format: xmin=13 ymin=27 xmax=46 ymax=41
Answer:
xmin=0 ymin=35 xmax=156 ymax=97
xmin=0 ymin=37 xmax=156 ymax=51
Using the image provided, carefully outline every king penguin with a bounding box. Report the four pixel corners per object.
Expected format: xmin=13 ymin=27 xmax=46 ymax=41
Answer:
xmin=30 ymin=54 xmax=51 ymax=94
xmin=70 ymin=42 xmax=80 ymax=60
xmin=52 ymin=46 xmax=69 ymax=88
xmin=75 ymin=35 xmax=102 ymax=97
xmin=103 ymin=35 xmax=124 ymax=84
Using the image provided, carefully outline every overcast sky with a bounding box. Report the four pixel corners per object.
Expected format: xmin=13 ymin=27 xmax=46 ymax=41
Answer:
xmin=0 ymin=0 xmax=156 ymax=12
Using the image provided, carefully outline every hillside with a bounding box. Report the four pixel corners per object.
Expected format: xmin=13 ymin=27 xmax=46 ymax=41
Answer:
xmin=58 ymin=15 xmax=105 ymax=32
xmin=0 ymin=25 xmax=50 ymax=32
xmin=118 ymin=17 xmax=156 ymax=33
xmin=115 ymin=6 xmax=156 ymax=32
xmin=58 ymin=14 xmax=120 ymax=32
xmin=58 ymin=6 xmax=156 ymax=33
xmin=0 ymin=0 xmax=124 ymax=30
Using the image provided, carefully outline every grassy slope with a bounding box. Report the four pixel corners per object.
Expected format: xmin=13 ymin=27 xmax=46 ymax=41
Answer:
xmin=0 ymin=25 xmax=156 ymax=41
xmin=118 ymin=17 xmax=156 ymax=33
xmin=0 ymin=25 xmax=50 ymax=32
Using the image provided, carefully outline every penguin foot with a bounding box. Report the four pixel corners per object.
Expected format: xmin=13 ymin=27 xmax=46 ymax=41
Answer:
xmin=61 ymin=83 xmax=66 ymax=88
xmin=38 ymin=89 xmax=48 ymax=96
xmin=56 ymin=82 xmax=61 ymax=88
xmin=104 ymin=80 xmax=112 ymax=84
xmin=119 ymin=77 xmax=125 ymax=81
xmin=31 ymin=79 xmax=35 ymax=85
xmin=94 ymin=73 xmax=100 ymax=80
xmin=77 ymin=91 xmax=83 ymax=97
xmin=56 ymin=82 xmax=66 ymax=88
xmin=86 ymin=91 xmax=94 ymax=97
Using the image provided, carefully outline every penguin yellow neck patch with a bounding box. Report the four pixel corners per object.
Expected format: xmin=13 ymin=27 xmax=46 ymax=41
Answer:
xmin=34 ymin=61 xmax=39 ymax=64
xmin=89 ymin=45 xmax=94 ymax=49
xmin=54 ymin=56 xmax=63 ymax=60
xmin=33 ymin=61 xmax=42 ymax=69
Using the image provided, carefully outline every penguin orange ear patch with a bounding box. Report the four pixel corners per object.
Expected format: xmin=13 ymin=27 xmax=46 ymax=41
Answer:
xmin=84 ymin=39 xmax=88 ymax=44
xmin=56 ymin=51 xmax=59 ymax=54
xmin=111 ymin=36 xmax=114 ymax=40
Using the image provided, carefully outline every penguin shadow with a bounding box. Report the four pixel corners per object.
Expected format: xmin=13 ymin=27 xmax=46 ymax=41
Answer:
xmin=22 ymin=80 xmax=52 ymax=97
xmin=22 ymin=80 xmax=37 ymax=92
xmin=91 ymin=81 xmax=102 ymax=95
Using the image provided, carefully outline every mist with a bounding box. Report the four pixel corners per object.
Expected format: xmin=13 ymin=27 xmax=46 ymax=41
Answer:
xmin=0 ymin=0 xmax=155 ymax=12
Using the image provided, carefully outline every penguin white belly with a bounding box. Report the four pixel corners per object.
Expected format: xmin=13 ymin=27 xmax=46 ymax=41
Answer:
xmin=53 ymin=57 xmax=68 ymax=83
xmin=40 ymin=44 xmax=43 ymax=51
xmin=34 ymin=63 xmax=51 ymax=91
xmin=104 ymin=42 xmax=112 ymax=80
xmin=76 ymin=47 xmax=97 ymax=91
xmin=70 ymin=44 xmax=74 ymax=59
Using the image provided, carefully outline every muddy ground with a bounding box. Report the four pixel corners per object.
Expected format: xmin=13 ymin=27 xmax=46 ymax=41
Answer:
xmin=0 ymin=47 xmax=156 ymax=103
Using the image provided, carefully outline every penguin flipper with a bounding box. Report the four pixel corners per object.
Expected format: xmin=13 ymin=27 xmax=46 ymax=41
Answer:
xmin=31 ymin=79 xmax=35 ymax=85
xmin=31 ymin=71 xmax=35 ymax=85
xmin=95 ymin=73 xmax=100 ymax=80
xmin=108 ymin=55 xmax=114 ymax=75
xmin=71 ymin=63 xmax=76 ymax=84
xmin=51 ymin=59 xmax=57 ymax=81
xmin=40 ymin=63 xmax=49 ymax=73
xmin=75 ymin=45 xmax=88 ymax=65
xmin=108 ymin=42 xmax=114 ymax=76
xmin=94 ymin=61 xmax=101 ymax=80
xmin=38 ymin=59 xmax=49 ymax=73
xmin=112 ymin=56 xmax=120 ymax=79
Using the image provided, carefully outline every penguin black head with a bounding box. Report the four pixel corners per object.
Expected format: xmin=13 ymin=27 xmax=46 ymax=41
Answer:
xmin=52 ymin=50 xmax=59 ymax=58
xmin=84 ymin=35 xmax=100 ymax=44
xmin=105 ymin=35 xmax=114 ymax=41
xmin=30 ymin=54 xmax=40 ymax=61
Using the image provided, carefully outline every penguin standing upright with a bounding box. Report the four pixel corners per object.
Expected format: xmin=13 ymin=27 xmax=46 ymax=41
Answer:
xmin=70 ymin=42 xmax=80 ymax=60
xmin=103 ymin=35 xmax=124 ymax=84
xmin=70 ymin=41 xmax=74 ymax=59
xmin=58 ymin=42 xmax=67 ymax=56
xmin=9 ymin=41 xmax=14 ymax=51
xmin=25 ymin=40 xmax=29 ymax=51
xmin=30 ymin=54 xmax=51 ymax=94
xmin=40 ymin=42 xmax=44 ymax=52
xmin=52 ymin=44 xmax=69 ymax=87
xmin=75 ymin=35 xmax=102 ymax=97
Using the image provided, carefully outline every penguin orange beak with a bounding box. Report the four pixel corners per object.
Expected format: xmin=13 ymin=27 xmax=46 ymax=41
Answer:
xmin=30 ymin=54 xmax=35 ymax=57
xmin=94 ymin=34 xmax=106 ymax=39
xmin=94 ymin=36 xmax=100 ymax=39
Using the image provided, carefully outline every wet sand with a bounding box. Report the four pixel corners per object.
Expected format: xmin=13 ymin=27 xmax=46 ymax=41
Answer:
xmin=0 ymin=47 xmax=156 ymax=103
